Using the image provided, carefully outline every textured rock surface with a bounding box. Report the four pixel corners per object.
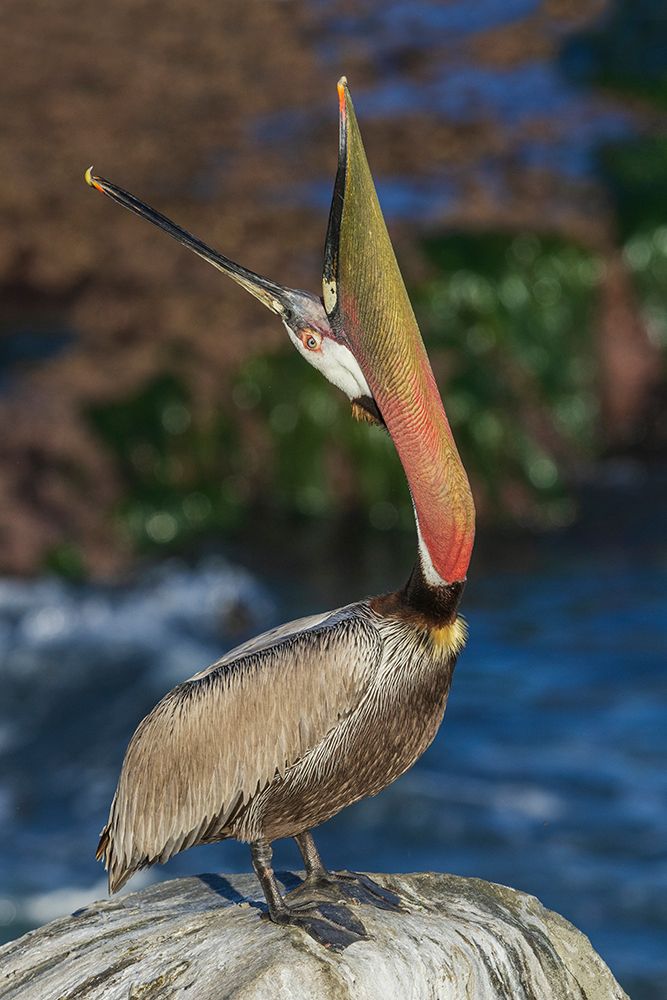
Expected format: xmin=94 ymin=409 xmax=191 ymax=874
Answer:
xmin=0 ymin=871 xmax=628 ymax=1000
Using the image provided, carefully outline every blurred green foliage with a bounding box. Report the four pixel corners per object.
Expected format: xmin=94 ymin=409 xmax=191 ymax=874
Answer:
xmin=601 ymin=137 xmax=667 ymax=352
xmin=601 ymin=137 xmax=667 ymax=241
xmin=622 ymin=226 xmax=667 ymax=353
xmin=87 ymin=374 xmax=244 ymax=551
xmin=43 ymin=543 xmax=87 ymax=582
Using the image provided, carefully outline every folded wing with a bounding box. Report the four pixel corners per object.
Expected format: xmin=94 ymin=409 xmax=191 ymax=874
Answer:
xmin=98 ymin=603 xmax=380 ymax=891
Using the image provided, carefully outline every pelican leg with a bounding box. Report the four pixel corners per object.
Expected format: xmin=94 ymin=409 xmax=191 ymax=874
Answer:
xmin=295 ymin=829 xmax=328 ymax=879
xmin=293 ymin=831 xmax=402 ymax=912
xmin=250 ymin=840 xmax=289 ymax=921
xmin=250 ymin=839 xmax=367 ymax=951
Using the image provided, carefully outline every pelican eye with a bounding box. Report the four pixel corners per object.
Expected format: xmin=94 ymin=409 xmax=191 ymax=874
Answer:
xmin=301 ymin=329 xmax=322 ymax=352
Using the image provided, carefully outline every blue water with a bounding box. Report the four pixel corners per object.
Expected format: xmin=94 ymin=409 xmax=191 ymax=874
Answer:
xmin=0 ymin=477 xmax=665 ymax=999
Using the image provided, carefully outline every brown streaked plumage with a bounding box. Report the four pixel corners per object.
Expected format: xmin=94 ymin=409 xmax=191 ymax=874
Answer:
xmin=89 ymin=78 xmax=475 ymax=950
xmin=98 ymin=604 xmax=380 ymax=890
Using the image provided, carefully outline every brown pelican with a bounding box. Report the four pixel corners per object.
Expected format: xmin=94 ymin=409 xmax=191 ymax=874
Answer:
xmin=85 ymin=78 xmax=475 ymax=949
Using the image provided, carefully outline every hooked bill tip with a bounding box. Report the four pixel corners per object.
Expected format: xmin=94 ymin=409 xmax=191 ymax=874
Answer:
xmin=84 ymin=166 xmax=104 ymax=193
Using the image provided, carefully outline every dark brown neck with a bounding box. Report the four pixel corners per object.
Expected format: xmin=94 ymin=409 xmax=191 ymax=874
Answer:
xmin=371 ymin=562 xmax=465 ymax=629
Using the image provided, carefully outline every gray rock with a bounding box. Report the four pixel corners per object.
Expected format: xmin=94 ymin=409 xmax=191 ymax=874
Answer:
xmin=0 ymin=872 xmax=628 ymax=999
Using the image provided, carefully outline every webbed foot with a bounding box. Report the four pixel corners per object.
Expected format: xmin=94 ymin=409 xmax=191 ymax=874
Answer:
xmin=290 ymin=869 xmax=402 ymax=911
xmin=263 ymin=900 xmax=368 ymax=951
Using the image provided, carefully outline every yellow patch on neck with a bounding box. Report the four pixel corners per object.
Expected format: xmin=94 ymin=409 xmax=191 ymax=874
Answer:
xmin=430 ymin=616 xmax=467 ymax=655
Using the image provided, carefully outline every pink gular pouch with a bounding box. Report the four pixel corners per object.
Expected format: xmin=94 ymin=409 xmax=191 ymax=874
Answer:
xmin=323 ymin=78 xmax=475 ymax=586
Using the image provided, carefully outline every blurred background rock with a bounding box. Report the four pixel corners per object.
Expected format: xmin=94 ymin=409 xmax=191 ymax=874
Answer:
xmin=2 ymin=3 xmax=666 ymax=999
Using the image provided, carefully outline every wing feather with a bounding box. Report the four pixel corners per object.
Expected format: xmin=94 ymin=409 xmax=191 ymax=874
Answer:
xmin=99 ymin=602 xmax=380 ymax=891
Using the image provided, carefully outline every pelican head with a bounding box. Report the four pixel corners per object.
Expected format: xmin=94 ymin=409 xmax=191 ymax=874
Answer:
xmin=84 ymin=168 xmax=382 ymax=425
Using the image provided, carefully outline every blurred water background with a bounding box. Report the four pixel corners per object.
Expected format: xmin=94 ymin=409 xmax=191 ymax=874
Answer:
xmin=2 ymin=1 xmax=666 ymax=998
